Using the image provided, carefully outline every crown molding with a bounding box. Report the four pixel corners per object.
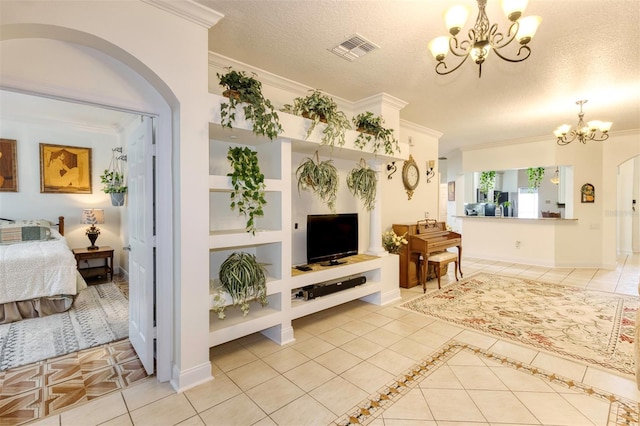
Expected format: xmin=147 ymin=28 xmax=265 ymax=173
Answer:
xmin=353 ymin=93 xmax=408 ymax=112
xmin=400 ymin=119 xmax=443 ymax=139
xmin=140 ymin=0 xmax=224 ymax=29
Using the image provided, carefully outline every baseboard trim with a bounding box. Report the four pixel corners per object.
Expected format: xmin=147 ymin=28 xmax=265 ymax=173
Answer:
xmin=170 ymin=361 xmax=212 ymax=393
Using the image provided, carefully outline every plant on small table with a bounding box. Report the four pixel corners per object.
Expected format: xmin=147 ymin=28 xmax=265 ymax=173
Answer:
xmin=352 ymin=111 xmax=399 ymax=155
xmin=346 ymin=158 xmax=377 ymax=211
xmin=282 ymin=89 xmax=351 ymax=147
xmin=227 ymin=146 xmax=267 ymax=235
xmin=217 ymin=68 xmax=283 ymax=140
xmin=218 ymin=252 xmax=268 ymax=318
xmin=295 ymin=151 xmax=339 ymax=211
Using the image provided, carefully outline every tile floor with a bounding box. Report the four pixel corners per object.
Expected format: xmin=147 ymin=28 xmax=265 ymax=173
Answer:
xmin=22 ymin=255 xmax=640 ymax=425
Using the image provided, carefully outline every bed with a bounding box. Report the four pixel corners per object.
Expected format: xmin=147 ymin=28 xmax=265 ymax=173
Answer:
xmin=0 ymin=216 xmax=86 ymax=324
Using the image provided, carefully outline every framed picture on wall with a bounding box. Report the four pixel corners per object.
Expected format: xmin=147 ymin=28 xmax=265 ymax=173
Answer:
xmin=0 ymin=138 xmax=18 ymax=192
xmin=581 ymin=183 xmax=595 ymax=203
xmin=40 ymin=143 xmax=92 ymax=194
xmin=448 ymin=181 xmax=455 ymax=201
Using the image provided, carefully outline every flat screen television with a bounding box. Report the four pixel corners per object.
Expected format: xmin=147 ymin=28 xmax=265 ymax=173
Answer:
xmin=307 ymin=213 xmax=358 ymax=265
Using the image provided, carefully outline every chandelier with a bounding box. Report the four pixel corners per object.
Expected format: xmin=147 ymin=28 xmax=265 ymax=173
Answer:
xmin=554 ymin=100 xmax=612 ymax=146
xmin=428 ymin=0 xmax=542 ymax=78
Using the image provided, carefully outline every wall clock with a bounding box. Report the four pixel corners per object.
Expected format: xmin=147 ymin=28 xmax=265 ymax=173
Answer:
xmin=402 ymin=154 xmax=420 ymax=200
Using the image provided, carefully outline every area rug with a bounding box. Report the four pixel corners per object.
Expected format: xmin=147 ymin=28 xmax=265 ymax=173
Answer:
xmin=399 ymin=273 xmax=638 ymax=377
xmin=0 ymin=283 xmax=128 ymax=371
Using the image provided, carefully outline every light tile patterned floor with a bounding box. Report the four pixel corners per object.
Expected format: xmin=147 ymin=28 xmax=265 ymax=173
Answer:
xmin=19 ymin=254 xmax=640 ymax=425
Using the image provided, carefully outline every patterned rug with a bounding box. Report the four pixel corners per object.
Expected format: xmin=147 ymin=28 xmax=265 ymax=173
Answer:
xmin=0 ymin=283 xmax=128 ymax=371
xmin=399 ymin=273 xmax=638 ymax=377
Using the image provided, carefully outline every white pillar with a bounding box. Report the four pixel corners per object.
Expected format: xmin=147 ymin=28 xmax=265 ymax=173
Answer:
xmin=365 ymin=160 xmax=387 ymax=256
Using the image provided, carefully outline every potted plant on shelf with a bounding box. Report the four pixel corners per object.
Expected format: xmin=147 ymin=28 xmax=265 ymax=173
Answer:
xmin=218 ymin=252 xmax=268 ymax=318
xmin=295 ymin=151 xmax=339 ymax=211
xmin=502 ymin=201 xmax=512 ymax=217
xmin=100 ymin=169 xmax=127 ymax=206
xmin=217 ymin=67 xmax=283 ymax=140
xmin=282 ymin=89 xmax=351 ymax=147
xmin=227 ymin=146 xmax=267 ymax=235
xmin=527 ymin=167 xmax=545 ymax=190
xmin=352 ymin=111 xmax=399 ymax=155
xmin=346 ymin=158 xmax=377 ymax=211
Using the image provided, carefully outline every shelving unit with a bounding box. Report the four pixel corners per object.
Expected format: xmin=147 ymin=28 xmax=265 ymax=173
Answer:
xmin=207 ymin=92 xmax=403 ymax=347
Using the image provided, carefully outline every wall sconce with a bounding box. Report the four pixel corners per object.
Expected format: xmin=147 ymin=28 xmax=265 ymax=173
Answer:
xmin=386 ymin=162 xmax=397 ymax=179
xmin=425 ymin=160 xmax=436 ymax=183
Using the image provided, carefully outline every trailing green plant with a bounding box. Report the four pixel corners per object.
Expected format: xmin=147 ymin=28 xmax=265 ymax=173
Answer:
xmin=527 ymin=167 xmax=545 ymax=190
xmin=218 ymin=252 xmax=267 ymax=318
xmin=227 ymin=146 xmax=267 ymax=235
xmin=478 ymin=170 xmax=495 ymax=194
xmin=295 ymin=151 xmax=339 ymax=211
xmin=217 ymin=67 xmax=283 ymax=140
xmin=346 ymin=158 xmax=377 ymax=211
xmin=282 ymin=89 xmax=351 ymax=147
xmin=100 ymin=170 xmax=127 ymax=193
xmin=352 ymin=111 xmax=399 ymax=155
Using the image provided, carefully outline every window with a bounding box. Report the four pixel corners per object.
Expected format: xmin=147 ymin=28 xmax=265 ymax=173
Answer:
xmin=518 ymin=188 xmax=538 ymax=218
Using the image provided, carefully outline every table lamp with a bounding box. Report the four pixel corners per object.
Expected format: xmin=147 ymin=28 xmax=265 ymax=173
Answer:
xmin=81 ymin=208 xmax=105 ymax=250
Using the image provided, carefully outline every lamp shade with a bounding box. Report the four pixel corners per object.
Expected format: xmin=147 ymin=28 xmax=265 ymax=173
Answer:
xmin=81 ymin=209 xmax=105 ymax=225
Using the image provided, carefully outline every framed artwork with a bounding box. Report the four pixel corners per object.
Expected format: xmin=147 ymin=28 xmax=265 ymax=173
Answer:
xmin=40 ymin=143 xmax=92 ymax=194
xmin=0 ymin=139 xmax=18 ymax=192
xmin=448 ymin=181 xmax=455 ymax=201
xmin=581 ymin=183 xmax=595 ymax=203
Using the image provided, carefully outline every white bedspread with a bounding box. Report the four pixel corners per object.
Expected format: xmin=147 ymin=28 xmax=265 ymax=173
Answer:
xmin=0 ymin=230 xmax=78 ymax=304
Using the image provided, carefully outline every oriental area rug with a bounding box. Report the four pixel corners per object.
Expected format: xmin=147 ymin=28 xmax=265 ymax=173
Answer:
xmin=0 ymin=282 xmax=129 ymax=372
xmin=399 ymin=273 xmax=638 ymax=377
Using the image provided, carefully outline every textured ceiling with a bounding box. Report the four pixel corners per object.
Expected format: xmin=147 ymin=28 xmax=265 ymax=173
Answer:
xmin=201 ymin=0 xmax=640 ymax=156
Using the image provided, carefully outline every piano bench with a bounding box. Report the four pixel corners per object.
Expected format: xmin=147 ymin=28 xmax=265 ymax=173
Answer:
xmin=427 ymin=251 xmax=459 ymax=292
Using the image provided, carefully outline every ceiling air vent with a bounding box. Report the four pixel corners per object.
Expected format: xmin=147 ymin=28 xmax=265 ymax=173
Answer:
xmin=330 ymin=34 xmax=379 ymax=61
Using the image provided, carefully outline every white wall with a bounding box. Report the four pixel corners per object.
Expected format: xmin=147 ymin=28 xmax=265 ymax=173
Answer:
xmin=0 ymin=115 xmax=127 ymax=270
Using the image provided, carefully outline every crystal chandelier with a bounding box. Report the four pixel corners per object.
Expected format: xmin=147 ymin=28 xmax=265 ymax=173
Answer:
xmin=428 ymin=0 xmax=542 ymax=78
xmin=554 ymin=100 xmax=612 ymax=146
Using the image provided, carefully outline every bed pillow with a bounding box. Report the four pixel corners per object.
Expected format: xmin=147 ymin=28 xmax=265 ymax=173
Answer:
xmin=0 ymin=219 xmax=52 ymax=244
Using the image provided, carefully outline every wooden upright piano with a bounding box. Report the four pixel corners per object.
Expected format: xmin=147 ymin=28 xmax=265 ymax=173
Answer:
xmin=392 ymin=220 xmax=462 ymax=288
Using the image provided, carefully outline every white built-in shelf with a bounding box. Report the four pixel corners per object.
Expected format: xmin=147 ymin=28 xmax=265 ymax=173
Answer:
xmin=209 ymin=175 xmax=284 ymax=192
xmin=209 ymin=229 xmax=284 ymax=249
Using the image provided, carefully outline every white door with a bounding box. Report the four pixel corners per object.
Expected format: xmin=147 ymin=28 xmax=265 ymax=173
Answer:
xmin=127 ymin=116 xmax=155 ymax=375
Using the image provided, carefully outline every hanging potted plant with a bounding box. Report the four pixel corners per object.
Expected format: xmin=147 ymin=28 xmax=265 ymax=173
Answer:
xmin=227 ymin=146 xmax=267 ymax=235
xmin=352 ymin=111 xmax=399 ymax=155
xmin=218 ymin=252 xmax=268 ymax=318
xmin=346 ymin=158 xmax=377 ymax=211
xmin=527 ymin=167 xmax=545 ymax=190
xmin=101 ymin=148 xmax=127 ymax=206
xmin=478 ymin=170 xmax=495 ymax=197
xmin=295 ymin=151 xmax=339 ymax=211
xmin=217 ymin=67 xmax=283 ymax=140
xmin=282 ymin=89 xmax=351 ymax=148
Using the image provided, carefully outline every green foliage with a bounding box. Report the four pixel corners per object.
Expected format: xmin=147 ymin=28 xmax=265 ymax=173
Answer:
xmin=282 ymin=89 xmax=351 ymax=147
xmin=478 ymin=171 xmax=495 ymax=194
xmin=346 ymin=159 xmax=377 ymax=211
xmin=217 ymin=68 xmax=283 ymax=140
xmin=527 ymin=167 xmax=545 ymax=190
xmin=218 ymin=252 xmax=268 ymax=318
xmin=295 ymin=152 xmax=339 ymax=211
xmin=100 ymin=169 xmax=127 ymax=194
xmin=352 ymin=111 xmax=399 ymax=155
xmin=227 ymin=146 xmax=267 ymax=235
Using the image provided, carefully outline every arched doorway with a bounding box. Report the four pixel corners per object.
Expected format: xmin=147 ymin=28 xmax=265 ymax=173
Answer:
xmin=0 ymin=28 xmax=175 ymax=382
